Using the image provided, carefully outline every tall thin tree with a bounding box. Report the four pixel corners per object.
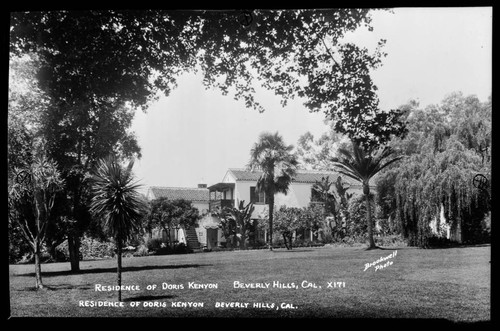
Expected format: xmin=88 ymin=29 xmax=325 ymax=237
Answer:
xmin=332 ymin=142 xmax=402 ymax=249
xmin=248 ymin=132 xmax=298 ymax=251
xmin=8 ymin=154 xmax=64 ymax=289
xmin=89 ymin=156 xmax=146 ymax=301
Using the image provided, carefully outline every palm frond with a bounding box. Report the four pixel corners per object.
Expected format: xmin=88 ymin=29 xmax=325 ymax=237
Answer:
xmin=331 ymin=158 xmax=364 ymax=181
xmin=89 ymin=156 xmax=146 ymax=241
xmin=335 ymin=169 xmax=363 ymax=184
xmin=332 ymin=141 xmax=404 ymax=184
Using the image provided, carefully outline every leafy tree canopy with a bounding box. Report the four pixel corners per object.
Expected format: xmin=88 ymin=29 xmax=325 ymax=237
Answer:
xmin=146 ymin=197 xmax=201 ymax=231
xmin=10 ymin=9 xmax=397 ymax=143
xmin=296 ymin=129 xmax=351 ymax=171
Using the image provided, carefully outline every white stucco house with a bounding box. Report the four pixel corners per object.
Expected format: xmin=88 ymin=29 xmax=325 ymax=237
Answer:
xmin=146 ymin=167 xmax=464 ymax=249
xmin=205 ymin=168 xmax=371 ymax=247
xmin=145 ymin=168 xmax=375 ymax=250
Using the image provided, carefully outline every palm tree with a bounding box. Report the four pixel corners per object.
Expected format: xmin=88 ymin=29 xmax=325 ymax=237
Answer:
xmin=248 ymin=132 xmax=298 ymax=251
xmin=89 ymin=156 xmax=146 ymax=301
xmin=332 ymin=142 xmax=402 ymax=249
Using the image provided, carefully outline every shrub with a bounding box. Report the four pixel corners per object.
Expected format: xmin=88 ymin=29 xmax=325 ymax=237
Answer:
xmin=55 ymin=240 xmax=70 ymax=262
xmin=9 ymin=227 xmax=32 ymax=264
xmin=320 ymin=233 xmax=334 ymax=244
xmin=346 ymin=194 xmax=377 ymax=237
xmin=374 ymin=234 xmax=407 ymax=247
xmin=293 ymin=238 xmax=311 ymax=247
xmin=272 ymin=236 xmax=285 ymax=248
xmin=80 ymin=236 xmax=116 ymax=259
xmin=173 ymin=242 xmax=192 ymax=254
xmin=146 ymin=238 xmax=164 ymax=253
xmin=426 ymin=236 xmax=456 ymax=248
xmin=133 ymin=245 xmax=149 ymax=257
xmin=462 ymin=211 xmax=491 ymax=244
xmin=339 ymin=235 xmax=366 ymax=247
xmin=249 ymin=239 xmax=267 ymax=249
xmin=43 ymin=243 xmax=70 ymax=262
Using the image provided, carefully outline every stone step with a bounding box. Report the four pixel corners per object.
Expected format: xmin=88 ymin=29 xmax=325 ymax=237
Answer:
xmin=184 ymin=227 xmax=200 ymax=249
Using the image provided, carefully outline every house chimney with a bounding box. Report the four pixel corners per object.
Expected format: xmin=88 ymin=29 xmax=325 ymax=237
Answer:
xmin=198 ymin=184 xmax=207 ymax=188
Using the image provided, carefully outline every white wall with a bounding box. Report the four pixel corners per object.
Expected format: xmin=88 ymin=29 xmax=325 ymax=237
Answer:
xmin=178 ymin=228 xmax=186 ymax=244
xmin=192 ymin=201 xmax=209 ymax=214
xmin=234 ymin=181 xmax=316 ymax=219
xmin=222 ymin=171 xmax=236 ymax=183
xmin=234 ymin=181 xmax=253 ymax=205
xmin=235 ymin=181 xmax=315 ymax=209
xmin=275 ymin=182 xmax=314 ymax=208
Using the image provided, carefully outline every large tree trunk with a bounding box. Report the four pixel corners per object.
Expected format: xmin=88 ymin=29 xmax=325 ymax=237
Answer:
xmin=364 ymin=183 xmax=376 ymax=249
xmin=68 ymin=233 xmax=81 ymax=272
xmin=268 ymin=194 xmax=274 ymax=251
xmin=282 ymin=233 xmax=289 ymax=250
xmin=34 ymin=241 xmax=44 ymax=289
xmin=68 ymin=184 xmax=86 ymax=272
xmin=117 ymin=237 xmax=122 ymax=302
xmin=240 ymin=224 xmax=247 ymax=250
xmin=286 ymin=233 xmax=294 ymax=250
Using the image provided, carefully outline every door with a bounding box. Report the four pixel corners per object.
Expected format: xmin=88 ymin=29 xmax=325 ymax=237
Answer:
xmin=206 ymin=229 xmax=218 ymax=249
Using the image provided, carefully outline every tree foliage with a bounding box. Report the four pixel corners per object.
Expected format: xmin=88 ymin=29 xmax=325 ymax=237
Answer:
xmin=8 ymin=54 xmax=48 ymax=172
xmin=215 ymin=201 xmax=255 ymax=249
xmin=10 ymin=9 xmax=383 ymax=111
xmin=247 ymin=131 xmax=298 ymax=250
xmin=9 ymin=9 xmax=392 ymax=262
xmin=145 ymin=197 xmax=201 ymax=247
xmin=8 ymin=51 xmax=143 ymax=271
xmin=311 ymin=176 xmax=337 ymax=216
xmin=273 ymin=206 xmax=305 ymax=250
xmin=296 ymin=130 xmax=351 ymax=171
xmin=311 ymin=175 xmax=353 ymax=240
xmin=9 ymin=9 xmax=402 ymax=150
xmin=377 ymin=93 xmax=491 ymax=247
xmin=8 ymin=154 xmax=64 ymax=288
xmin=332 ymin=142 xmax=402 ymax=248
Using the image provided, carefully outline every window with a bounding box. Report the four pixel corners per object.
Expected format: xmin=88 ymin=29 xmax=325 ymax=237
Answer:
xmin=250 ymin=186 xmax=266 ymax=204
xmin=311 ymin=188 xmax=323 ymax=202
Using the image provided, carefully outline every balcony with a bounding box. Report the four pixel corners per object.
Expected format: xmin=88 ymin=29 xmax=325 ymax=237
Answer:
xmin=209 ymin=199 xmax=235 ymax=212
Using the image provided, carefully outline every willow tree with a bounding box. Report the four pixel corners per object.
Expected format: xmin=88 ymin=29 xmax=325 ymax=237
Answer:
xmin=394 ymin=139 xmax=489 ymax=246
xmin=379 ymin=93 xmax=491 ymax=247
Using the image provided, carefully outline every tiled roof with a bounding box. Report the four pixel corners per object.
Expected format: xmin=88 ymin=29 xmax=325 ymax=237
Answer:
xmin=148 ymin=186 xmax=209 ymax=202
xmin=227 ymin=168 xmax=363 ymax=186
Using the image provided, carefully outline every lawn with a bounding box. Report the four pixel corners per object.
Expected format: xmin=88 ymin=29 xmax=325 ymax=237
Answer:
xmin=8 ymin=245 xmax=490 ymax=321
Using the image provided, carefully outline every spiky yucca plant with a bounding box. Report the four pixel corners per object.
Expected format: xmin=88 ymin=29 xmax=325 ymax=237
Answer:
xmin=89 ymin=156 xmax=146 ymax=301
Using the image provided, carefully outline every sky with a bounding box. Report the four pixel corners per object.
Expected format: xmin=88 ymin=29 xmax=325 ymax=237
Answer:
xmin=130 ymin=7 xmax=492 ymax=193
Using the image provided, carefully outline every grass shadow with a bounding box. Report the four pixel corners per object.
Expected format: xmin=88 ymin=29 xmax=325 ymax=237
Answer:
xmin=122 ymin=295 xmax=176 ymax=302
xmin=366 ymin=246 xmax=399 ymax=251
xmin=275 ymin=249 xmax=317 ymax=253
xmin=45 ymin=284 xmax=93 ymax=290
xmin=18 ymin=284 xmax=92 ymax=291
xmin=426 ymin=243 xmax=491 ymax=249
xmin=19 ymin=264 xmax=212 ymax=278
